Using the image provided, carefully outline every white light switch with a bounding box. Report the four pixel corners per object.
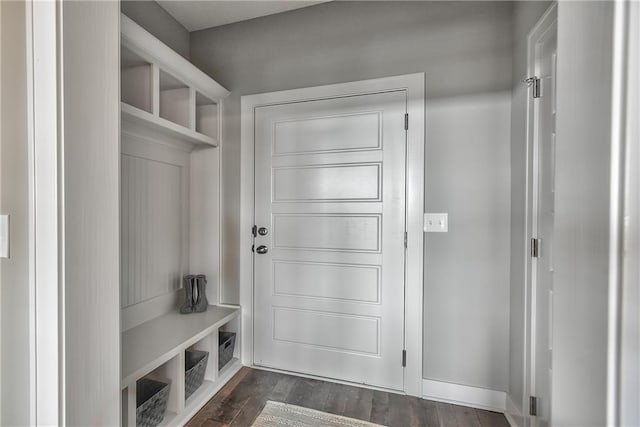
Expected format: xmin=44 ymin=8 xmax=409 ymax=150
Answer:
xmin=0 ymin=215 xmax=8 ymax=258
xmin=424 ymin=213 xmax=448 ymax=232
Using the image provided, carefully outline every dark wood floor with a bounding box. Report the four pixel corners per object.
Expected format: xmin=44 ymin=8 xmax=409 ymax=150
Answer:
xmin=186 ymin=368 xmax=510 ymax=427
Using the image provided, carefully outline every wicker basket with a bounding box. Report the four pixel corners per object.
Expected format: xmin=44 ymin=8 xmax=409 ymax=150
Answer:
xmin=136 ymin=378 xmax=170 ymax=427
xmin=185 ymin=349 xmax=209 ymax=400
xmin=218 ymin=331 xmax=236 ymax=370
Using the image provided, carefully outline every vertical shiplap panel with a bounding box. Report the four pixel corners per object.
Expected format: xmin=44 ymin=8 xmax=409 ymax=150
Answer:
xmin=120 ymin=152 xmax=184 ymax=308
xmin=61 ymin=1 xmax=120 ymax=424
xmin=121 ymin=156 xmax=129 ymax=307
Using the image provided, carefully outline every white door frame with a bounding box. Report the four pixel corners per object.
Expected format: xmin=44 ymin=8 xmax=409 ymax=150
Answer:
xmin=26 ymin=1 xmax=61 ymax=424
xmin=240 ymin=73 xmax=425 ymax=396
xmin=612 ymin=1 xmax=637 ymax=425
xmin=524 ymin=4 xmax=557 ymax=427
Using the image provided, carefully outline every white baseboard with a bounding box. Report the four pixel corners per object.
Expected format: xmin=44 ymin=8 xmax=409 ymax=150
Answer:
xmin=504 ymin=394 xmax=524 ymax=427
xmin=422 ymin=379 xmax=506 ymax=412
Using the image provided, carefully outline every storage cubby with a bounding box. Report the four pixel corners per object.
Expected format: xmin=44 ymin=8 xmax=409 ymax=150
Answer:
xmin=121 ymin=14 xmax=228 ymax=147
xmin=187 ymin=333 xmax=217 ymax=384
xmin=143 ymin=358 xmax=181 ymax=421
xmin=122 ymin=356 xmax=183 ymax=427
xmin=218 ymin=316 xmax=240 ymax=374
xmin=196 ymin=92 xmax=219 ymax=139
xmin=121 ymin=45 xmax=153 ymax=113
xmin=159 ymin=70 xmax=191 ymax=128
xmin=121 ymin=308 xmax=241 ymax=426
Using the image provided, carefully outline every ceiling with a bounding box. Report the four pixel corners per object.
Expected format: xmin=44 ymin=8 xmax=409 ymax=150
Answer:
xmin=157 ymin=1 xmax=330 ymax=32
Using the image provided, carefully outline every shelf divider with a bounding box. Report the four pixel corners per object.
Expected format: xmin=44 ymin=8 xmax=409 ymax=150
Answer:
xmin=122 ymin=102 xmax=218 ymax=148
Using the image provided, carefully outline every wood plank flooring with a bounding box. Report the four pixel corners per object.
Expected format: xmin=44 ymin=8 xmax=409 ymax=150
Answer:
xmin=186 ymin=368 xmax=510 ymax=427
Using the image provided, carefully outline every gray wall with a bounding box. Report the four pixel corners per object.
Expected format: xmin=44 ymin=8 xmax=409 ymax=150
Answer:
xmin=507 ymin=0 xmax=552 ymax=419
xmin=1 ymin=1 xmax=32 ymax=424
xmin=121 ymin=0 xmax=190 ymax=59
xmin=190 ymin=1 xmax=513 ymax=391
xmin=424 ymin=92 xmax=511 ymax=390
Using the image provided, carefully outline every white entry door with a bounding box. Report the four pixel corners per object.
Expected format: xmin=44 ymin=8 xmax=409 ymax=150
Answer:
xmin=531 ymin=15 xmax=557 ymax=427
xmin=253 ymin=90 xmax=407 ymax=390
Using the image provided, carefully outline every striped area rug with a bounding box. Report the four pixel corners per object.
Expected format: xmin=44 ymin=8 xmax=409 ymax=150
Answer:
xmin=251 ymin=401 xmax=385 ymax=427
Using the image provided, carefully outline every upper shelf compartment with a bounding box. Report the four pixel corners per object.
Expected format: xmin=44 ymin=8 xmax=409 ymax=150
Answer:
xmin=120 ymin=14 xmax=230 ymax=148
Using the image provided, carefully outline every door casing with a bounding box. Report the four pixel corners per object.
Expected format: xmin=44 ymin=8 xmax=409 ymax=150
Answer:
xmin=240 ymin=73 xmax=425 ymax=396
xmin=524 ymin=5 xmax=557 ymax=427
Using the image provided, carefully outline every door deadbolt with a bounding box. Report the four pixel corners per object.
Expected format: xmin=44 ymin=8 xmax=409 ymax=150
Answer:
xmin=256 ymin=245 xmax=268 ymax=254
xmin=258 ymin=227 xmax=269 ymax=236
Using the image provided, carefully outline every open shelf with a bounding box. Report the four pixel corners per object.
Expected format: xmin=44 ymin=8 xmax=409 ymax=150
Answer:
xmin=196 ymin=92 xmax=219 ymax=140
xmin=159 ymin=70 xmax=191 ymax=128
xmin=121 ymin=305 xmax=239 ymax=388
xmin=121 ymin=102 xmax=217 ymax=147
xmin=120 ymin=13 xmax=228 ymax=149
xmin=121 ymin=45 xmax=153 ymax=113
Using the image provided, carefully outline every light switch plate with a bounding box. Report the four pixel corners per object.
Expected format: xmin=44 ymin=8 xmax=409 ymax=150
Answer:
xmin=424 ymin=213 xmax=448 ymax=232
xmin=0 ymin=215 xmax=8 ymax=258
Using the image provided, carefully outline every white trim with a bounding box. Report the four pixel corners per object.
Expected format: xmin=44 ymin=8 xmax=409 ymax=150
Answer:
xmin=523 ymin=6 xmax=557 ymax=427
xmin=619 ymin=2 xmax=640 ymax=425
xmin=27 ymin=1 xmax=61 ymax=424
xmin=606 ymin=1 xmax=630 ymax=425
xmin=240 ymin=73 xmax=425 ymax=396
xmin=24 ymin=1 xmax=38 ymax=423
xmin=421 ymin=379 xmax=506 ymax=413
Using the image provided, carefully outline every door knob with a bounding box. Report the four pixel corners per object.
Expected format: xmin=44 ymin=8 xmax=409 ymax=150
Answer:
xmin=256 ymin=245 xmax=268 ymax=254
xmin=258 ymin=227 xmax=269 ymax=236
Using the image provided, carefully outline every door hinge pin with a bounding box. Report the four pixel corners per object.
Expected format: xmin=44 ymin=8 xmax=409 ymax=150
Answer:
xmin=531 ymin=237 xmax=540 ymax=258
xmin=402 ymin=350 xmax=407 ymax=367
xmin=404 ymin=113 xmax=409 ymax=130
xmin=529 ymin=395 xmax=538 ymax=416
xmin=404 ymin=232 xmax=408 ymax=249
xmin=523 ymin=76 xmax=541 ymax=98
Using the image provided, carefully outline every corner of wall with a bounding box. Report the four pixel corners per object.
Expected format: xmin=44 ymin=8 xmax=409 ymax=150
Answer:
xmin=120 ymin=0 xmax=190 ymax=60
xmin=504 ymin=394 xmax=524 ymax=427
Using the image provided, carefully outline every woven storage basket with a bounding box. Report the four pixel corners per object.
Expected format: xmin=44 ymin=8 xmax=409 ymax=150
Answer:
xmin=185 ymin=349 xmax=209 ymax=400
xmin=136 ymin=378 xmax=170 ymax=427
xmin=218 ymin=331 xmax=236 ymax=370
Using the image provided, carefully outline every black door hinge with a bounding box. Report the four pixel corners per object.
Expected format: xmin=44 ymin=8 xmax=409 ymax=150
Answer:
xmin=529 ymin=396 xmax=538 ymax=416
xmin=531 ymin=238 xmax=540 ymax=258
xmin=404 ymin=113 xmax=409 ymax=130
xmin=402 ymin=350 xmax=407 ymax=367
